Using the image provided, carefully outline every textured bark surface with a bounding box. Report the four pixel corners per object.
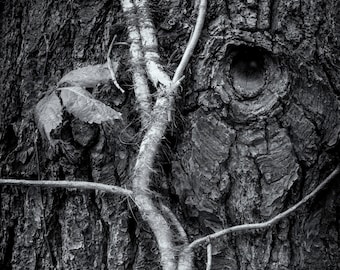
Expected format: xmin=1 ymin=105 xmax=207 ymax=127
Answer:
xmin=0 ymin=0 xmax=339 ymax=269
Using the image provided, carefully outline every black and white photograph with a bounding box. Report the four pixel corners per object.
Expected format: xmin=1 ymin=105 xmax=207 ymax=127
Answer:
xmin=0 ymin=0 xmax=339 ymax=269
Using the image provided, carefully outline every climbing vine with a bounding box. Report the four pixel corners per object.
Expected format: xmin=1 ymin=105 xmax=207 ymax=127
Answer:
xmin=0 ymin=0 xmax=339 ymax=269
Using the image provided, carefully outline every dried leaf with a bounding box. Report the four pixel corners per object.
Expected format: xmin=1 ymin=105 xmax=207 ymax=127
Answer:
xmin=34 ymin=91 xmax=63 ymax=143
xmin=57 ymin=64 xmax=111 ymax=88
xmin=59 ymin=86 xmax=122 ymax=124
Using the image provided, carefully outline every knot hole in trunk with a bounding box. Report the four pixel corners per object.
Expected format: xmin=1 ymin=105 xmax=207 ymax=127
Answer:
xmin=230 ymin=45 xmax=267 ymax=99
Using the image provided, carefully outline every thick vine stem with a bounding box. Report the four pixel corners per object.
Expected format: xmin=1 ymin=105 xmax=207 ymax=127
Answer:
xmin=121 ymin=0 xmax=151 ymax=128
xmin=129 ymin=0 xmax=207 ymax=269
xmin=160 ymin=204 xmax=188 ymax=245
xmin=0 ymin=179 xmax=133 ymax=196
xmin=130 ymin=77 xmax=186 ymax=270
xmin=177 ymin=165 xmax=340 ymax=269
xmin=134 ymin=194 xmax=177 ymax=270
xmin=120 ymin=0 xmax=177 ymax=268
xmin=121 ymin=0 xmax=207 ymax=268
xmin=132 ymin=91 xmax=177 ymax=269
xmin=134 ymin=0 xmax=171 ymax=89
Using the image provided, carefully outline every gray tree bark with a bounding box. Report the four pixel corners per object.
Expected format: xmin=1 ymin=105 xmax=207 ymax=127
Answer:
xmin=0 ymin=0 xmax=339 ymax=269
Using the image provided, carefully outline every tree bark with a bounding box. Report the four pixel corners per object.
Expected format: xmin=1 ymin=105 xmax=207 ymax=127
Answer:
xmin=0 ymin=0 xmax=339 ymax=269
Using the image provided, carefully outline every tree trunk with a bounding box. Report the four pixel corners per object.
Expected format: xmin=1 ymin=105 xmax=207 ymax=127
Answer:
xmin=0 ymin=0 xmax=339 ymax=269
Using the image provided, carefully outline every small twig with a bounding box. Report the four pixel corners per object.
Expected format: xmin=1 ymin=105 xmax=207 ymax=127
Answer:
xmin=33 ymin=129 xmax=54 ymax=265
xmin=42 ymin=34 xmax=50 ymax=85
xmin=127 ymin=196 xmax=139 ymax=224
xmin=0 ymin=179 xmax=133 ymax=196
xmin=37 ymin=188 xmax=54 ymax=264
xmin=206 ymin=239 xmax=212 ymax=270
xmin=107 ymin=35 xmax=125 ymax=93
xmin=33 ymin=129 xmax=41 ymax=181
xmin=111 ymin=41 xmax=129 ymax=47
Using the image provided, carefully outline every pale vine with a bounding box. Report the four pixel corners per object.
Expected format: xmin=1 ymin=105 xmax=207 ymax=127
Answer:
xmin=0 ymin=0 xmax=339 ymax=270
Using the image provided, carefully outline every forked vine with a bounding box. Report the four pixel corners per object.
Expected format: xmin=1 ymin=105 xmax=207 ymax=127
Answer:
xmin=1 ymin=165 xmax=339 ymax=269
xmin=0 ymin=0 xmax=339 ymax=269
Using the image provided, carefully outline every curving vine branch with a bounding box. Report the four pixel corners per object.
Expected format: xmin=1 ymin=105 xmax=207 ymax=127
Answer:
xmin=176 ymin=164 xmax=340 ymax=269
